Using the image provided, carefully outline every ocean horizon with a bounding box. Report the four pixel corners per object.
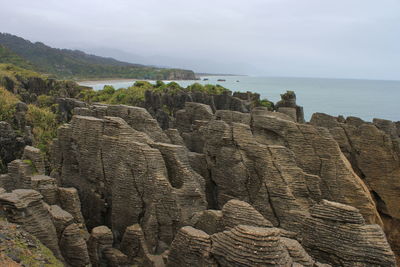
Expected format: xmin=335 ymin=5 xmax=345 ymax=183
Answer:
xmin=79 ymin=75 xmax=400 ymax=122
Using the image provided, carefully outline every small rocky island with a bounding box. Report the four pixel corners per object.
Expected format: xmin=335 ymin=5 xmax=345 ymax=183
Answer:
xmin=0 ymin=66 xmax=399 ymax=266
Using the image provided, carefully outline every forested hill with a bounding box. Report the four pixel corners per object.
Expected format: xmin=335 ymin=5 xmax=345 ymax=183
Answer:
xmin=0 ymin=33 xmax=196 ymax=80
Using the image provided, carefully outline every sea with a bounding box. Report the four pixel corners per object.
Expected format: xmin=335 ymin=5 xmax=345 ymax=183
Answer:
xmin=78 ymin=76 xmax=400 ymax=122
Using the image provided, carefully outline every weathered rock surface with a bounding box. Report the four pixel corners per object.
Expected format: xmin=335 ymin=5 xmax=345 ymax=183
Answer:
xmin=87 ymin=225 xmax=114 ymax=267
xmin=59 ymin=223 xmax=90 ymax=266
xmin=74 ymin=104 xmax=170 ymax=143
xmin=211 ymin=225 xmax=293 ymax=266
xmin=51 ymin=114 xmax=206 ymax=251
xmin=222 ymin=199 xmax=273 ymax=229
xmin=250 ymin=112 xmax=381 ymax=225
xmin=310 ymin=112 xmax=400 ymax=258
xmin=275 ymin=91 xmax=305 ymax=123
xmin=303 ymin=200 xmax=396 ymax=266
xmin=22 ymin=145 xmax=45 ymax=174
xmin=167 ymin=226 xmax=217 ymax=267
xmin=0 ymin=121 xmax=31 ymax=174
xmin=0 ymin=189 xmax=62 ymax=260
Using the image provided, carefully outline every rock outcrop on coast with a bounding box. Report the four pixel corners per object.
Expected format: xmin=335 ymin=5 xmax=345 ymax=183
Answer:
xmin=0 ymin=90 xmax=399 ymax=266
xmin=310 ymin=112 xmax=400 ymax=260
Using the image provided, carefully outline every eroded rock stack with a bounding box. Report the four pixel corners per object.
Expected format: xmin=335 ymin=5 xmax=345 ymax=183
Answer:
xmin=311 ymin=112 xmax=400 ymax=259
xmin=303 ymin=200 xmax=396 ymax=266
xmin=0 ymin=90 xmax=398 ymax=266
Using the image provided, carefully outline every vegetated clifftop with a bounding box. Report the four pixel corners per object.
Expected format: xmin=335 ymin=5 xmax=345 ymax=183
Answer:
xmin=0 ymin=70 xmax=399 ymax=266
xmin=0 ymin=33 xmax=196 ymax=80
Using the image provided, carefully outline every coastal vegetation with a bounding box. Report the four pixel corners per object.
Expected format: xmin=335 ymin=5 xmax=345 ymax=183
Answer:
xmin=80 ymin=81 xmax=230 ymax=105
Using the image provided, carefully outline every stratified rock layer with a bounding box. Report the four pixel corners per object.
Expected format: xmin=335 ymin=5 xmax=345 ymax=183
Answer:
xmin=303 ymin=200 xmax=396 ymax=266
xmin=310 ymin=113 xmax=400 ymax=258
xmin=51 ymin=114 xmax=206 ymax=250
xmin=167 ymin=226 xmax=217 ymax=267
xmin=211 ymin=225 xmax=292 ymax=267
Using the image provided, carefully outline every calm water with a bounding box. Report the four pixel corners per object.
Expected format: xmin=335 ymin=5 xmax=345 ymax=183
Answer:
xmin=79 ymin=76 xmax=400 ymax=122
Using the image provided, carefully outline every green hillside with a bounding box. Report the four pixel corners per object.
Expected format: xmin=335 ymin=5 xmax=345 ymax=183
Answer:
xmin=0 ymin=33 xmax=196 ymax=80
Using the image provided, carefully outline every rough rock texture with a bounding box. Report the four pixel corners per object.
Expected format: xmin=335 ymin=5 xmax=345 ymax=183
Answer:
xmin=59 ymin=223 xmax=90 ymax=266
xmin=281 ymin=237 xmax=316 ymax=267
xmin=250 ymin=112 xmax=381 ymax=225
xmin=57 ymin=97 xmax=87 ymax=122
xmin=144 ymin=89 xmax=257 ymax=129
xmin=204 ymin=117 xmax=321 ymax=232
xmin=211 ymin=225 xmax=293 ymax=266
xmin=0 ymin=121 xmax=31 ymax=174
xmin=120 ymin=223 xmax=165 ymax=267
xmin=48 ymin=204 xmax=74 ymax=239
xmin=222 ymin=199 xmax=273 ymax=229
xmin=192 ymin=210 xmax=224 ymax=235
xmin=51 ymin=114 xmax=206 ymax=250
xmin=87 ymin=225 xmax=114 ymax=267
xmin=74 ymin=104 xmax=170 ymax=143
xmin=275 ymin=91 xmax=305 ymax=123
xmin=103 ymin=247 xmax=129 ymax=267
xmin=175 ymin=102 xmax=214 ymax=153
xmin=303 ymin=200 xmax=396 ymax=266
xmin=310 ymin=112 xmax=400 ymax=258
xmin=30 ymin=175 xmax=58 ymax=205
xmin=167 ymin=226 xmax=217 ymax=267
xmin=21 ymin=146 xmax=45 ymax=174
xmin=0 ymin=189 xmax=62 ymax=260
xmin=57 ymin=187 xmax=86 ymax=229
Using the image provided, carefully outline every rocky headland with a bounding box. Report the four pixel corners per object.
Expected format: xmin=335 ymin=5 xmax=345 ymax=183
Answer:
xmin=0 ymin=73 xmax=399 ymax=266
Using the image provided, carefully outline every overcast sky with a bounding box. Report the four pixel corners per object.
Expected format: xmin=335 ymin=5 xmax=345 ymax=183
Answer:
xmin=1 ymin=0 xmax=400 ymax=80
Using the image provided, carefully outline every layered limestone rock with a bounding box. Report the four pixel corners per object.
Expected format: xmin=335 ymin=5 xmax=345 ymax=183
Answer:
xmin=22 ymin=146 xmax=45 ymax=174
xmin=120 ymin=223 xmax=165 ymax=267
xmin=167 ymin=226 xmax=217 ymax=267
xmin=211 ymin=225 xmax=293 ymax=266
xmin=51 ymin=114 xmax=206 ymax=251
xmin=0 ymin=189 xmax=63 ymax=260
xmin=275 ymin=91 xmax=305 ymax=123
xmin=59 ymin=223 xmax=90 ymax=266
xmin=222 ymin=199 xmax=273 ymax=229
xmin=250 ymin=112 xmax=381 ymax=225
xmin=88 ymin=225 xmax=114 ymax=267
xmin=204 ymin=118 xmax=320 ymax=232
xmin=310 ymin=113 xmax=400 ymax=258
xmin=73 ymin=104 xmax=170 ymax=143
xmin=175 ymin=102 xmax=214 ymax=153
xmin=303 ymin=200 xmax=396 ymax=266
xmin=144 ymin=89 xmax=255 ymax=129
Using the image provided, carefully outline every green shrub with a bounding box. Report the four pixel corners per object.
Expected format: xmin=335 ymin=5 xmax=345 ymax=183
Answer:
xmin=25 ymin=104 xmax=59 ymax=154
xmin=258 ymin=98 xmax=274 ymax=110
xmin=0 ymin=86 xmax=19 ymax=122
xmin=36 ymin=94 xmax=53 ymax=108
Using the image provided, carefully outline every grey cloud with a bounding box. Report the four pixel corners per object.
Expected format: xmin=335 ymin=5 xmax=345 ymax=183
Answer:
xmin=1 ymin=0 xmax=399 ymax=79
